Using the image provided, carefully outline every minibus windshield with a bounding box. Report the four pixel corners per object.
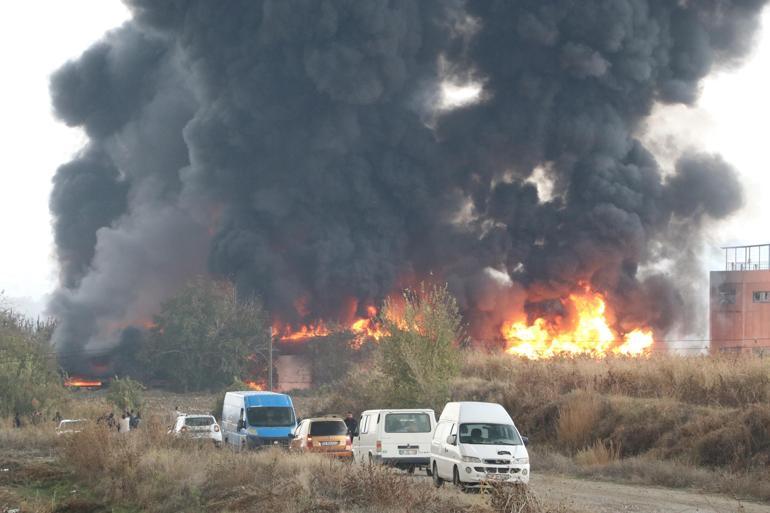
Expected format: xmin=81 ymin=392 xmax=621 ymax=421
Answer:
xmin=246 ymin=407 xmax=295 ymax=427
xmin=459 ymin=423 xmax=522 ymax=445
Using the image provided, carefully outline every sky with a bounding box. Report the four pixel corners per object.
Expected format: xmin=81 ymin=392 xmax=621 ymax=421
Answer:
xmin=0 ymin=2 xmax=768 ymax=318
xmin=0 ymin=1 xmax=130 ymax=315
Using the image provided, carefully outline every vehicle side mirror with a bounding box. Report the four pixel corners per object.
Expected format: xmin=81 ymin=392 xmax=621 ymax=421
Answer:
xmin=522 ymin=436 xmax=529 ymax=446
xmin=237 ymin=420 xmax=245 ymax=430
xmin=446 ymin=434 xmax=457 ymax=445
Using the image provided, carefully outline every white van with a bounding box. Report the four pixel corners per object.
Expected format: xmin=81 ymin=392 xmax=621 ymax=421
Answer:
xmin=352 ymin=409 xmax=436 ymax=473
xmin=430 ymin=402 xmax=529 ymax=487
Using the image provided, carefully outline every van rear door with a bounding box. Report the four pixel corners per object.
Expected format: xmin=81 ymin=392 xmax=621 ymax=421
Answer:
xmin=308 ymin=420 xmax=349 ymax=453
xmin=356 ymin=413 xmax=376 ymax=463
xmin=379 ymin=411 xmax=434 ymax=459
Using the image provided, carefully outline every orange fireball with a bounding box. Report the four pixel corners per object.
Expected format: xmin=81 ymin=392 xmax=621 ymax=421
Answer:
xmin=244 ymin=380 xmax=266 ymax=391
xmin=502 ymin=288 xmax=653 ymax=358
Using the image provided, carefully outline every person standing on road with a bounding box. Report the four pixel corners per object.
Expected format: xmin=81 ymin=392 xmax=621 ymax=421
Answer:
xmin=344 ymin=412 xmax=358 ymax=437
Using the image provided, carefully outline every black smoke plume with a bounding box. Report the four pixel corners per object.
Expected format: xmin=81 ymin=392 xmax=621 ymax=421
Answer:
xmin=49 ymin=0 xmax=766 ymax=368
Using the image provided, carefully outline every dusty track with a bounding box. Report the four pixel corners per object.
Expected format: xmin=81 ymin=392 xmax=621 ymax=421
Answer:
xmin=413 ymin=471 xmax=770 ymax=513
xmin=532 ymin=474 xmax=770 ymax=513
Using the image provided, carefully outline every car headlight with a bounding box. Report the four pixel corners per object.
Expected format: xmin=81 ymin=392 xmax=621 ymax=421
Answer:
xmin=513 ymin=457 xmax=529 ymax=464
xmin=461 ymin=456 xmax=481 ymax=463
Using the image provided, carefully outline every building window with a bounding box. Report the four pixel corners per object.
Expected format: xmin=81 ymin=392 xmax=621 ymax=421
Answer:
xmin=718 ymin=286 xmax=736 ymax=305
xmin=753 ymin=291 xmax=770 ymax=303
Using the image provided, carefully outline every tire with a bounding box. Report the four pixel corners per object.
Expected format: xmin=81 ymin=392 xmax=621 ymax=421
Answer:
xmin=426 ymin=467 xmax=433 ymax=477
xmin=432 ymin=462 xmax=443 ymax=488
xmin=407 ymin=466 xmax=415 ymax=474
xmin=453 ymin=466 xmax=464 ymax=490
xmin=368 ymin=453 xmax=374 ymax=466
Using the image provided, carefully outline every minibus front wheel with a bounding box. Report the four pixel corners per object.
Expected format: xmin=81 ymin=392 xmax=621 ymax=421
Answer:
xmin=432 ymin=463 xmax=443 ymax=488
xmin=453 ymin=466 xmax=465 ymax=491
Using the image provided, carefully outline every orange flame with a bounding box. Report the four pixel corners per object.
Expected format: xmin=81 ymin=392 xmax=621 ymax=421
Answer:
xmin=244 ymin=380 xmax=266 ymax=391
xmin=273 ymin=321 xmax=331 ymax=341
xmin=273 ymin=305 xmax=390 ymax=346
xmin=350 ymin=306 xmax=388 ymax=344
xmin=502 ymin=288 xmax=653 ymax=359
xmin=64 ymin=376 xmax=103 ymax=388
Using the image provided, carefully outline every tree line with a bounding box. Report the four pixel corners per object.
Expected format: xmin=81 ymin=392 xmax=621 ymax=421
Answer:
xmin=1 ymin=277 xmax=465 ymax=414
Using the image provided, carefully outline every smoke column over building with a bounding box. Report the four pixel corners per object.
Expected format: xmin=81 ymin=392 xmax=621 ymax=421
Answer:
xmin=48 ymin=0 xmax=767 ymax=367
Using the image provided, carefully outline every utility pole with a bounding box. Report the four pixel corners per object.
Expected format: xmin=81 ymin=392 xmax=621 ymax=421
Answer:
xmin=268 ymin=324 xmax=273 ymax=391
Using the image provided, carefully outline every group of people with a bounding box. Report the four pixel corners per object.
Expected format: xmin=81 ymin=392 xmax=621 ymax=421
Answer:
xmin=96 ymin=409 xmax=141 ymax=432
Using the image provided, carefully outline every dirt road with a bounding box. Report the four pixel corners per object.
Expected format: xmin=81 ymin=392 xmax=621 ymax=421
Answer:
xmin=533 ymin=474 xmax=770 ymax=513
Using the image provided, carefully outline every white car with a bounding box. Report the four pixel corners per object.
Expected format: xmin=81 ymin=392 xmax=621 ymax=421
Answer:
xmin=56 ymin=419 xmax=87 ymax=435
xmin=170 ymin=414 xmax=223 ymax=444
xmin=430 ymin=402 xmax=529 ymax=488
xmin=353 ymin=409 xmax=436 ymax=474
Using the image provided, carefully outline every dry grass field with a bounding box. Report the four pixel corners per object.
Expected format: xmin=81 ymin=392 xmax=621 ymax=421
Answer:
xmin=300 ymin=353 xmax=770 ymax=500
xmin=0 ymin=422 xmax=570 ymax=513
xmin=3 ymin=353 xmax=769 ymax=512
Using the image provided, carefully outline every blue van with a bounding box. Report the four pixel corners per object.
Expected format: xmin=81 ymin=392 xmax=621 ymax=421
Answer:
xmin=221 ymin=391 xmax=297 ymax=449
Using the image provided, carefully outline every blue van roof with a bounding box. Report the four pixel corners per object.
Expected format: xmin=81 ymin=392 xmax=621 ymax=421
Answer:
xmin=237 ymin=391 xmax=293 ymax=408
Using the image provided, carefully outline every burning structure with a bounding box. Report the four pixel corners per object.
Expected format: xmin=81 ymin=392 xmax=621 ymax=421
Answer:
xmin=710 ymin=244 xmax=770 ymax=355
xmin=47 ymin=1 xmax=767 ymax=373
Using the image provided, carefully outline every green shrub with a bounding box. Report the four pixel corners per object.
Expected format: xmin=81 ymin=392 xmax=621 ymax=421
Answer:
xmin=106 ymin=376 xmax=145 ymax=412
xmin=140 ymin=277 xmax=270 ymax=392
xmin=378 ymin=283 xmax=465 ymax=409
xmin=0 ymin=308 xmax=63 ymax=417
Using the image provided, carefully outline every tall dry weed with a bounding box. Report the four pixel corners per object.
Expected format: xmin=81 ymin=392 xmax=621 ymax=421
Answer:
xmin=461 ymin=352 xmax=770 ymax=408
xmin=574 ymin=440 xmax=620 ymax=466
xmin=556 ymin=392 xmax=603 ymax=451
xmin=0 ymin=423 xmax=58 ymax=453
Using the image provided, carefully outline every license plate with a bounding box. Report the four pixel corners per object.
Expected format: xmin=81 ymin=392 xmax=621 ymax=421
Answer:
xmin=399 ymin=449 xmax=418 ymax=455
xmin=486 ymin=473 xmax=506 ymax=480
xmin=320 ymin=441 xmax=338 ymax=446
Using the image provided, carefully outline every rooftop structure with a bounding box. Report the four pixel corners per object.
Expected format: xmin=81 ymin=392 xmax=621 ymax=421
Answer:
xmin=721 ymin=243 xmax=770 ymax=271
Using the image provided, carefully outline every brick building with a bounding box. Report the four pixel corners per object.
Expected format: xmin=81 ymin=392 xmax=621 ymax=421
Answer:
xmin=710 ymin=244 xmax=770 ymax=354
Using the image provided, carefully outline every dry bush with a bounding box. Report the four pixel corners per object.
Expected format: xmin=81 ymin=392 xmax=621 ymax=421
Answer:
xmin=310 ymin=460 xmax=460 ymax=512
xmin=293 ymin=366 xmax=394 ymax=418
xmin=462 ymin=352 xmax=770 ymax=409
xmin=0 ymin=423 xmax=58 ymax=453
xmin=574 ymin=440 xmax=620 ymax=466
xmin=487 ymin=483 xmax=570 ymax=513
xmin=59 ymin=394 xmax=113 ymax=420
xmin=531 ymin=445 xmax=770 ymax=502
xmin=54 ymin=428 xmax=579 ymax=513
xmin=556 ymin=392 xmax=604 ymax=451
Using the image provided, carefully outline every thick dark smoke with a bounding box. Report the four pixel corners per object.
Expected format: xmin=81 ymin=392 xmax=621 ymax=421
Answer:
xmin=49 ymin=0 xmax=766 ymax=367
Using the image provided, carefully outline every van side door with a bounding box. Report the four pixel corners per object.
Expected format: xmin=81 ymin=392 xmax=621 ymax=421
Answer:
xmin=437 ymin=422 xmax=458 ymax=478
xmin=431 ymin=421 xmax=450 ymax=478
xmin=444 ymin=423 xmax=462 ymax=474
xmin=222 ymin=399 xmax=239 ymax=447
